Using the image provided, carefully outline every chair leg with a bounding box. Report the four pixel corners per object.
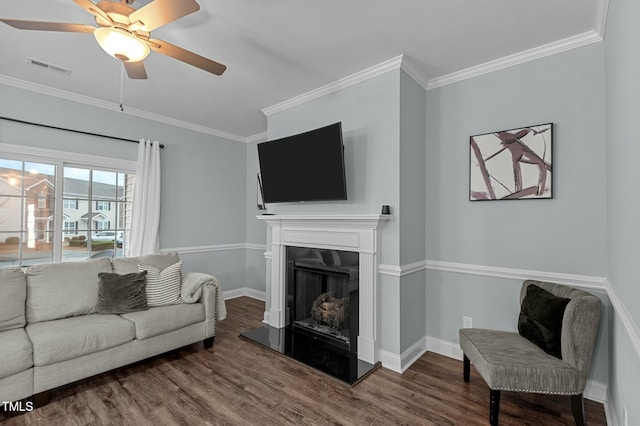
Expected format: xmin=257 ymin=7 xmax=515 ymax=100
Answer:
xmin=490 ymin=389 xmax=501 ymax=426
xmin=463 ymin=354 xmax=470 ymax=382
xmin=571 ymin=394 xmax=585 ymax=426
xmin=203 ymin=337 xmax=215 ymax=348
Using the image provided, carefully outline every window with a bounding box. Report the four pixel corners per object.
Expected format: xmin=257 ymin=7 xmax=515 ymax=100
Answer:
xmin=0 ymin=147 xmax=136 ymax=267
xmin=63 ymin=199 xmax=78 ymax=209
xmin=94 ymin=220 xmax=110 ymax=231
xmin=95 ymin=200 xmax=110 ymax=211
xmin=63 ymin=220 xmax=77 ymax=236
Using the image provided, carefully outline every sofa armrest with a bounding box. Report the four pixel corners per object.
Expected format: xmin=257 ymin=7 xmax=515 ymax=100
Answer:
xmin=181 ymin=272 xmax=226 ymax=339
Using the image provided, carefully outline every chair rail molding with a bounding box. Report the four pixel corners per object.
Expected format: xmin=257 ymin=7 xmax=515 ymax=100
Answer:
xmin=425 ymin=259 xmax=607 ymax=291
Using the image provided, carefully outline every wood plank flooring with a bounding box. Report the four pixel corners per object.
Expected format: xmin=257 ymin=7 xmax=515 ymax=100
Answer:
xmin=1 ymin=297 xmax=607 ymax=425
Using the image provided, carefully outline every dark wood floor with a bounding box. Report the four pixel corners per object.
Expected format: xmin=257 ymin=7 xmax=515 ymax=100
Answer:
xmin=1 ymin=297 xmax=606 ymax=425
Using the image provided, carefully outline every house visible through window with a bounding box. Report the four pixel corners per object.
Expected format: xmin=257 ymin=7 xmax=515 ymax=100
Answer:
xmin=63 ymin=199 xmax=78 ymax=209
xmin=0 ymin=156 xmax=135 ymax=267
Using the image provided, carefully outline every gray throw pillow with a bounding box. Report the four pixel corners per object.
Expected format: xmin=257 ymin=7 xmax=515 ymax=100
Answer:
xmin=96 ymin=271 xmax=149 ymax=314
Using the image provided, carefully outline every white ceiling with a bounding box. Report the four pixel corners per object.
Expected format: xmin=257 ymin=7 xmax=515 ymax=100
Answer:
xmin=0 ymin=0 xmax=607 ymax=140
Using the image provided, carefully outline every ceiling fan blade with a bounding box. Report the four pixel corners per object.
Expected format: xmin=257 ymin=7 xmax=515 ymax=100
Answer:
xmin=124 ymin=61 xmax=148 ymax=79
xmin=73 ymin=0 xmax=114 ymax=25
xmin=147 ymin=38 xmax=226 ymax=75
xmin=0 ymin=18 xmax=95 ymax=33
xmin=129 ymin=0 xmax=199 ymax=32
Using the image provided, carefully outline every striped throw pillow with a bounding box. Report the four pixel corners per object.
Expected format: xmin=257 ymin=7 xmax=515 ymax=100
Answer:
xmin=138 ymin=261 xmax=183 ymax=306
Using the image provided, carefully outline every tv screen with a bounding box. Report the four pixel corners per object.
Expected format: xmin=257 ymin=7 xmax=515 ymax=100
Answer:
xmin=257 ymin=122 xmax=347 ymax=203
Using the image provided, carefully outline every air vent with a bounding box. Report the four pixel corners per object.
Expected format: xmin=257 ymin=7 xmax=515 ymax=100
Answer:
xmin=27 ymin=58 xmax=72 ymax=75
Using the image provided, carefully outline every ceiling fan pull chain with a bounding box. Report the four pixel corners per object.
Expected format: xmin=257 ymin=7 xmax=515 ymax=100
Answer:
xmin=119 ymin=61 xmax=125 ymax=112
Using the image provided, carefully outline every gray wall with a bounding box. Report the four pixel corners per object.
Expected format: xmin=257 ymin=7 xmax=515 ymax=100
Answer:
xmin=245 ymin=140 xmax=267 ymax=293
xmin=0 ymin=84 xmax=249 ymax=291
xmin=605 ymin=0 xmax=640 ymax=422
xmin=425 ymin=45 xmax=607 ymax=274
xmin=264 ymin=70 xmax=401 ymax=265
xmin=424 ymin=43 xmax=610 ymax=384
xmin=399 ymin=70 xmax=427 ymax=352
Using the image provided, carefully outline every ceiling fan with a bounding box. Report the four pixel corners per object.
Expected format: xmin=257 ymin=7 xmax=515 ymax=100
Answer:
xmin=0 ymin=0 xmax=226 ymax=79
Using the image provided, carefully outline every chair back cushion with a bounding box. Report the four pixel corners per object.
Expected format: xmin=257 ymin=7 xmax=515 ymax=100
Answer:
xmin=520 ymin=280 xmax=602 ymax=383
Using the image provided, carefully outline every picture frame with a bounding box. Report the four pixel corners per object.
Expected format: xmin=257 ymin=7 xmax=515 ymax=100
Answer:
xmin=469 ymin=123 xmax=553 ymax=201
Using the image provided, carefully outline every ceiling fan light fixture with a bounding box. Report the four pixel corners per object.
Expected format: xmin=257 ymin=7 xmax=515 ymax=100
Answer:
xmin=94 ymin=27 xmax=150 ymax=62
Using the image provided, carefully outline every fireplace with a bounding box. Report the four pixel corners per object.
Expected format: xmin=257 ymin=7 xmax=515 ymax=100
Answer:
xmin=286 ymin=247 xmax=359 ymax=355
xmin=241 ymin=214 xmax=390 ymax=385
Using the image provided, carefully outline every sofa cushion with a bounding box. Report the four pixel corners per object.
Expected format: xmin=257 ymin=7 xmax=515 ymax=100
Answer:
xmin=0 ymin=267 xmax=27 ymax=332
xmin=518 ymin=284 xmax=570 ymax=359
xmin=111 ymin=252 xmax=181 ymax=275
xmin=138 ymin=261 xmax=183 ymax=306
xmin=120 ymin=303 xmax=204 ymax=340
xmin=96 ymin=271 xmax=149 ymax=314
xmin=0 ymin=328 xmax=33 ymax=379
xmin=26 ymin=314 xmax=135 ymax=366
xmin=25 ymin=258 xmax=113 ymax=323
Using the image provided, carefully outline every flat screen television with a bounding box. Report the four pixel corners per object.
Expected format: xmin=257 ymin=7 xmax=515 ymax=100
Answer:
xmin=257 ymin=122 xmax=347 ymax=203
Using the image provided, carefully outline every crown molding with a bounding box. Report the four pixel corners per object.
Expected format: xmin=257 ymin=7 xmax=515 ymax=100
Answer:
xmin=399 ymin=55 xmax=430 ymax=90
xmin=262 ymin=55 xmax=428 ymax=117
xmin=596 ymin=0 xmax=610 ymax=39
xmin=0 ymin=74 xmax=250 ymax=143
xmin=262 ymin=55 xmax=403 ymax=116
xmin=245 ymin=131 xmax=268 ymax=144
xmin=426 ymin=30 xmax=604 ymax=90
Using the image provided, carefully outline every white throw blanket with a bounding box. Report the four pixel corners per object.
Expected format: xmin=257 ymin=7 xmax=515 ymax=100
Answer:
xmin=181 ymin=272 xmax=227 ymax=320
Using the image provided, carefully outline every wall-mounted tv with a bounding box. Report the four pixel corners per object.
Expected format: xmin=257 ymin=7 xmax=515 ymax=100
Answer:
xmin=257 ymin=122 xmax=347 ymax=203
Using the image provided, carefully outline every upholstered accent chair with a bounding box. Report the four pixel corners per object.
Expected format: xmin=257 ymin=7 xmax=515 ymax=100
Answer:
xmin=459 ymin=280 xmax=602 ymax=426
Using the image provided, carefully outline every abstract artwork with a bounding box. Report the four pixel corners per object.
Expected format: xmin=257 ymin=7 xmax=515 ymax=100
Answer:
xmin=469 ymin=123 xmax=553 ymax=201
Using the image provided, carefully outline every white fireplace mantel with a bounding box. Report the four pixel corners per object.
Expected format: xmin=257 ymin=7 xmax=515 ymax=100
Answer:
xmin=257 ymin=213 xmax=391 ymax=364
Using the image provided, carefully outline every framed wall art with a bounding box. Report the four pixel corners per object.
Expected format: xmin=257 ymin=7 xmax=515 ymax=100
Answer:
xmin=469 ymin=123 xmax=553 ymax=201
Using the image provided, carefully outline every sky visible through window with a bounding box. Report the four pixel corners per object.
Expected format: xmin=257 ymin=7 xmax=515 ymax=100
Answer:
xmin=0 ymin=160 xmax=117 ymax=184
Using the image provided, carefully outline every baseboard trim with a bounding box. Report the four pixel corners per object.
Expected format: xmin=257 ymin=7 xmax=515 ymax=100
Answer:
xmin=604 ymin=390 xmax=618 ymax=426
xmin=377 ymin=349 xmax=402 ymax=373
xmin=378 ymin=336 xmax=428 ymax=374
xmin=426 ymin=336 xmax=463 ymax=360
xmin=223 ymin=287 xmax=266 ymax=301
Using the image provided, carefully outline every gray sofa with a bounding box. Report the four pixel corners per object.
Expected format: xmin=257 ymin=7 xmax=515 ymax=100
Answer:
xmin=0 ymin=252 xmax=225 ymax=404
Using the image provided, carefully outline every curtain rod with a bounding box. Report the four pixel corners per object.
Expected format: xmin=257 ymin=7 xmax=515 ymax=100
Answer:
xmin=0 ymin=116 xmax=164 ymax=149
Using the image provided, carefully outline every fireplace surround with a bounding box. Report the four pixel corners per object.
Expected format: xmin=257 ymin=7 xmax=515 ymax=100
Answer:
xmin=255 ymin=214 xmax=390 ymax=361
xmin=240 ymin=214 xmax=390 ymax=384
